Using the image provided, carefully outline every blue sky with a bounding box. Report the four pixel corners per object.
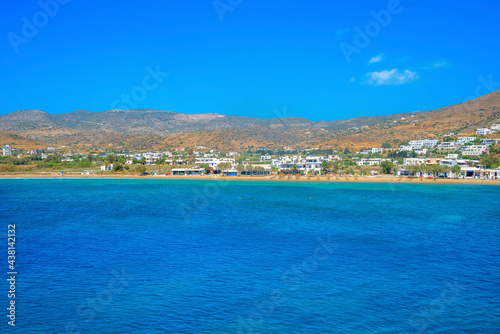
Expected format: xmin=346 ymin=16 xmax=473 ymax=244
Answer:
xmin=1 ymin=0 xmax=499 ymax=121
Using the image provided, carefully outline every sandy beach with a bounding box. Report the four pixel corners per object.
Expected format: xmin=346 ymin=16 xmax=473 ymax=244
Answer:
xmin=1 ymin=173 xmax=499 ymax=185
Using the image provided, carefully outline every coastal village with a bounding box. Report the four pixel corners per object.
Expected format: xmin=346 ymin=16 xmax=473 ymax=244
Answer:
xmin=2 ymin=124 xmax=500 ymax=180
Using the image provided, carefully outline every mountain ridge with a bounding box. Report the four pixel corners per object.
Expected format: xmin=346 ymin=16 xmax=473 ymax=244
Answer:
xmin=1 ymin=90 xmax=499 ymax=151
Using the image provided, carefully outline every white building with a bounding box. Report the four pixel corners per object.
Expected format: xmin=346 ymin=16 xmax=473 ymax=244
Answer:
xmin=260 ymin=155 xmax=272 ymax=162
xmin=327 ymin=155 xmax=342 ymax=161
xmin=476 ymin=128 xmax=493 ymax=135
xmin=439 ymin=159 xmax=458 ymax=167
xmin=194 ymin=158 xmax=235 ymax=168
xmin=408 ymin=139 xmax=438 ymax=149
xmin=436 ymin=142 xmax=457 ymax=150
xmin=305 ymin=156 xmax=323 ymax=174
xmin=482 ymin=138 xmax=500 ymax=146
xmin=460 ymin=167 xmax=500 ymax=179
xmin=279 ymin=162 xmax=306 ymax=174
xmin=462 ymin=145 xmax=489 ymax=156
xmin=403 ymin=158 xmax=425 ymax=166
xmin=414 ymin=149 xmax=427 ymax=155
xmin=491 ymin=124 xmax=500 ymax=131
xmin=399 ymin=145 xmax=413 ymax=152
xmin=422 ymin=139 xmax=439 ymax=147
xmin=457 ymin=137 xmax=476 ymax=145
xmin=2 ymin=145 xmax=12 ymax=156
xmin=356 ymin=158 xmax=381 ymax=166
xmin=371 ymin=148 xmax=385 ymax=154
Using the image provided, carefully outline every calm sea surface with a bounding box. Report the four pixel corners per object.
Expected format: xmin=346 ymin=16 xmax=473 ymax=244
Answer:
xmin=1 ymin=179 xmax=499 ymax=333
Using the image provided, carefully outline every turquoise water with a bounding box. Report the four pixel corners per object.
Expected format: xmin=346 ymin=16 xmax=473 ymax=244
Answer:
xmin=1 ymin=179 xmax=499 ymax=333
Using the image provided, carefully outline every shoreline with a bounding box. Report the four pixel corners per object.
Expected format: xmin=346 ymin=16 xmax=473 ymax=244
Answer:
xmin=0 ymin=174 xmax=499 ymax=185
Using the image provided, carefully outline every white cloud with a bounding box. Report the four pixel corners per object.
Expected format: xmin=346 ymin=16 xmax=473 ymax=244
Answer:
xmin=348 ymin=77 xmax=356 ymax=83
xmin=433 ymin=60 xmax=448 ymax=68
xmin=364 ymin=69 xmax=419 ymax=86
xmin=421 ymin=60 xmax=450 ymax=70
xmin=368 ymin=54 xmax=384 ymax=65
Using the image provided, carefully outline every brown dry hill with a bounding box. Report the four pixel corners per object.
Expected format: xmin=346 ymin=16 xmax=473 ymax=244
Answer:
xmin=0 ymin=90 xmax=499 ymax=151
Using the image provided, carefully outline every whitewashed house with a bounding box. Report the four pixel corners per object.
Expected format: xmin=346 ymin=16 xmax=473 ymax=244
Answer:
xmin=462 ymin=145 xmax=489 ymax=156
xmin=476 ymin=128 xmax=493 ymax=135
xmin=437 ymin=142 xmax=457 ymax=150
xmin=2 ymin=145 xmax=12 ymax=156
xmin=457 ymin=137 xmax=476 ymax=145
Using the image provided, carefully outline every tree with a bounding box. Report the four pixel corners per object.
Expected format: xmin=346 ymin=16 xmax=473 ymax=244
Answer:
xmin=105 ymin=154 xmax=117 ymax=164
xmin=406 ymin=164 xmax=418 ymax=176
xmin=480 ymin=155 xmax=499 ymax=169
xmin=344 ymin=147 xmax=350 ymax=154
xmin=381 ymin=160 xmax=395 ymax=174
xmin=451 ymin=165 xmax=461 ymax=178
xmin=291 ymin=164 xmax=298 ymax=175
xmin=157 ymin=157 xmax=164 ymax=174
xmin=441 ymin=165 xmax=451 ymax=178
xmin=321 ymin=161 xmax=329 ymax=174
xmin=135 ymin=165 xmax=146 ymax=173
xmin=245 ymin=164 xmax=254 ymax=175
xmin=236 ymin=164 xmax=244 ymax=175
xmin=217 ymin=162 xmax=231 ymax=175
xmin=332 ymin=162 xmax=340 ymax=174
xmin=490 ymin=144 xmax=500 ymax=154
xmin=113 ymin=163 xmax=124 ymax=172
xmin=382 ymin=142 xmax=391 ymax=149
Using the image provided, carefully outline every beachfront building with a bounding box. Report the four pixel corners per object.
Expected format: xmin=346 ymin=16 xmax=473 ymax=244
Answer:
xmin=460 ymin=167 xmax=500 ymax=179
xmin=462 ymin=145 xmax=489 ymax=156
xmin=305 ymin=156 xmax=322 ymax=174
xmin=240 ymin=165 xmax=272 ymax=176
xmin=2 ymin=145 xmax=12 ymax=156
xmin=279 ymin=161 xmax=306 ymax=174
xmin=171 ymin=168 xmax=205 ymax=176
xmin=195 ymin=157 xmax=218 ymax=168
xmin=194 ymin=157 xmax=235 ymax=168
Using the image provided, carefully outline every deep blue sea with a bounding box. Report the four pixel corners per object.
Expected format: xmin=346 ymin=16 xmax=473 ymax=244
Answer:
xmin=1 ymin=179 xmax=499 ymax=333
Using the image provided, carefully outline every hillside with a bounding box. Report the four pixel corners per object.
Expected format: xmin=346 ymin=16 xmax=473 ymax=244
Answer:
xmin=0 ymin=90 xmax=499 ymax=151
